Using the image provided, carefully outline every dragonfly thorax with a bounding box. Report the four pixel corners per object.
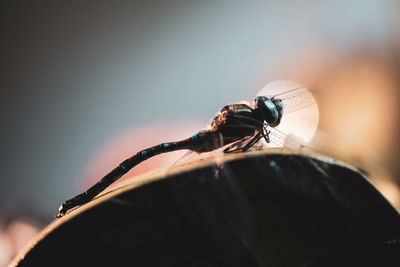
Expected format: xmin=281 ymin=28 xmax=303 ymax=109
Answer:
xmin=256 ymin=96 xmax=284 ymax=127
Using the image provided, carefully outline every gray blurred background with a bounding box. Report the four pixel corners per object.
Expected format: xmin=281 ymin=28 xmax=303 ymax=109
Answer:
xmin=1 ymin=0 xmax=400 ymax=263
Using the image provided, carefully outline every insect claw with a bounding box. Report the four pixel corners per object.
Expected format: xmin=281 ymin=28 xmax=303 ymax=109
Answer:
xmin=56 ymin=203 xmax=68 ymax=218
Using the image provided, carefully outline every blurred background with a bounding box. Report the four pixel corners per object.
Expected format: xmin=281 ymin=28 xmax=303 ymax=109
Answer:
xmin=1 ymin=0 xmax=400 ymax=264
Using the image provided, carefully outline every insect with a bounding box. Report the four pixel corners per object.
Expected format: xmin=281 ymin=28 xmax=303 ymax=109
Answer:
xmin=56 ymin=86 xmax=316 ymax=218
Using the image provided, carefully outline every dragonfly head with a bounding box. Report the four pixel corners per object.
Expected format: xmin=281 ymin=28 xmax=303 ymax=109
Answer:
xmin=256 ymin=96 xmax=284 ymax=127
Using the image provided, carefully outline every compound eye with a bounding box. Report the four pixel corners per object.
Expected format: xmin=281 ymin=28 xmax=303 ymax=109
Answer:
xmin=257 ymin=97 xmax=279 ymax=124
xmin=273 ymin=98 xmax=283 ymax=110
xmin=264 ymin=99 xmax=276 ymax=110
xmin=272 ymin=98 xmax=284 ymax=117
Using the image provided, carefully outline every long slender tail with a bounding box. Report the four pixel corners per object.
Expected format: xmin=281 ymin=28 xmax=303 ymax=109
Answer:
xmin=56 ymin=135 xmax=200 ymax=218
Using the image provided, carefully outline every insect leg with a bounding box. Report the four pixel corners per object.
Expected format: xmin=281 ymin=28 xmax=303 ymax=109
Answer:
xmin=242 ymin=131 xmax=263 ymax=152
xmin=261 ymin=126 xmax=271 ymax=143
xmin=223 ymin=130 xmax=263 ymax=153
xmin=223 ymin=136 xmax=252 ymax=153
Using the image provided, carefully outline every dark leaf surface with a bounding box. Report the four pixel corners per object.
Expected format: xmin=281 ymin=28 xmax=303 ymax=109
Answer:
xmin=12 ymin=150 xmax=400 ymax=266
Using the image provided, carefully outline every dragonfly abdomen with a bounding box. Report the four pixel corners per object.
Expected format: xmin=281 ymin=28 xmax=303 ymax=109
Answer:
xmin=57 ymin=138 xmax=197 ymax=217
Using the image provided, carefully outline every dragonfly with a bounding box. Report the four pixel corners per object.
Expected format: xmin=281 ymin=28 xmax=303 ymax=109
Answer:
xmin=56 ymin=86 xmax=316 ymax=218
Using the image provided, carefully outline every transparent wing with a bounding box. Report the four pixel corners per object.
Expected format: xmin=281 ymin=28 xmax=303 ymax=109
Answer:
xmin=269 ymin=86 xmax=316 ymax=115
xmin=172 ymin=150 xmax=199 ymax=167
xmin=268 ymin=127 xmax=304 ymax=149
